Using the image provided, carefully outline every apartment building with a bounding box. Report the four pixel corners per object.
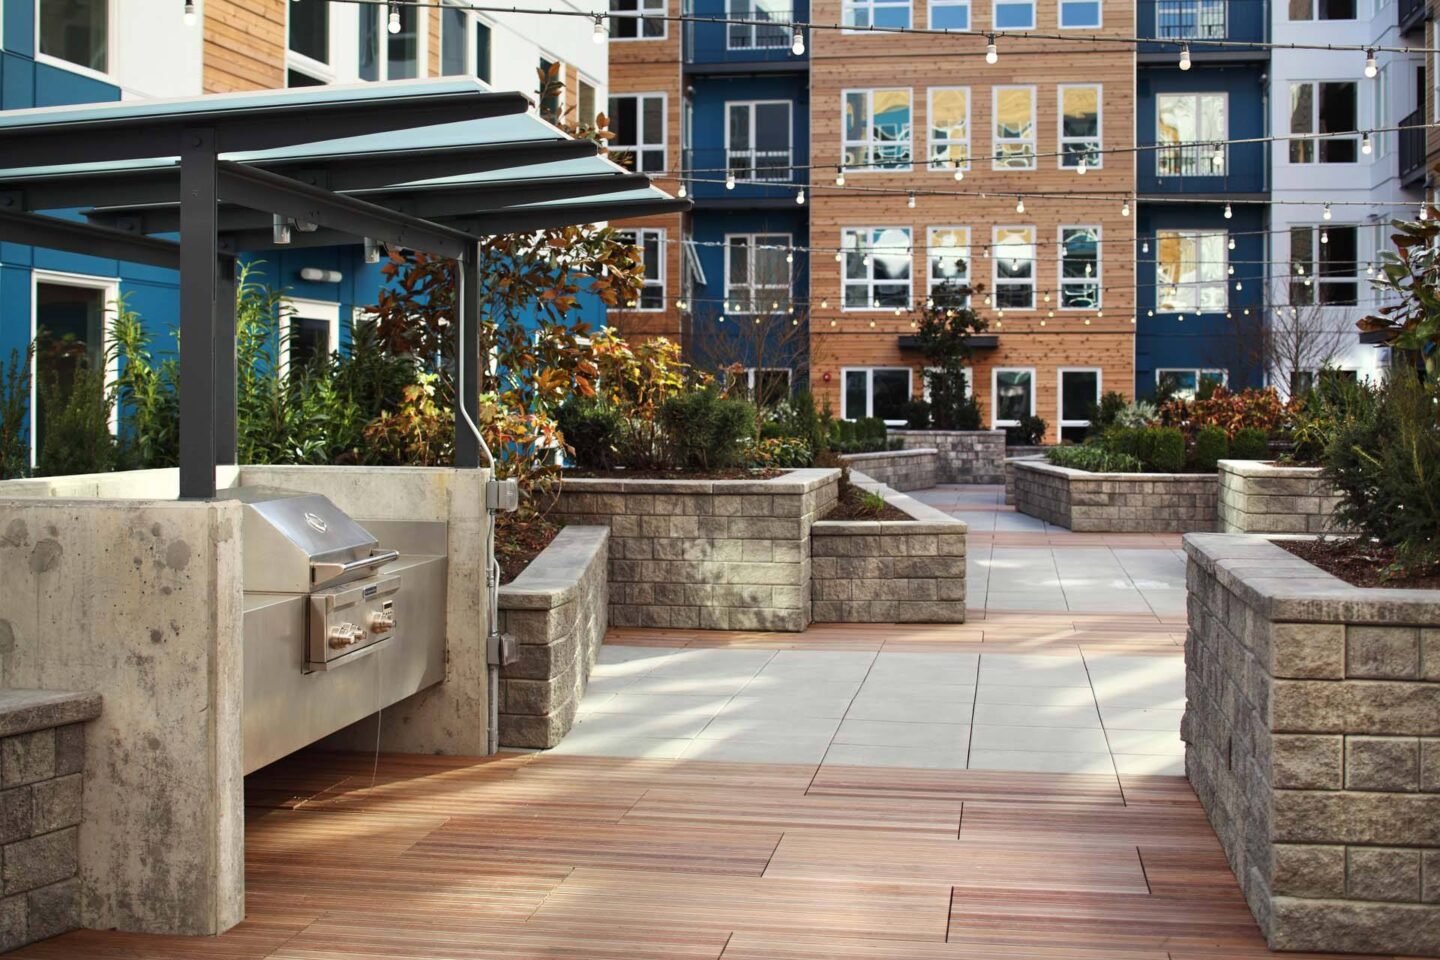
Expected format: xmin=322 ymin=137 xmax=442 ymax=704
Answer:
xmin=0 ymin=0 xmax=605 ymax=465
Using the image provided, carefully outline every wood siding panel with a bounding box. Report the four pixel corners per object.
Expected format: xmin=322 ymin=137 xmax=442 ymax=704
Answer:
xmin=203 ymin=0 xmax=285 ymax=93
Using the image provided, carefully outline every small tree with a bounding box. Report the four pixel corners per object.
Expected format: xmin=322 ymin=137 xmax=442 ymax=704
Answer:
xmin=1260 ymin=280 xmax=1356 ymax=397
xmin=910 ymin=285 xmax=988 ymax=429
xmin=685 ymin=301 xmax=810 ymax=411
xmin=0 ymin=343 xmax=34 ymax=480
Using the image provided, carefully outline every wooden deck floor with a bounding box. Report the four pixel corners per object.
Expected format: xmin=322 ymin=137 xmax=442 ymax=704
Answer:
xmin=13 ymin=619 xmax=1404 ymax=960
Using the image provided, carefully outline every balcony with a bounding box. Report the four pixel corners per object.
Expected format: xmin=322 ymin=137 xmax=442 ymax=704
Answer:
xmin=1156 ymin=142 xmax=1228 ymax=178
xmin=1136 ymin=0 xmax=1265 ymax=52
xmin=1399 ymin=0 xmax=1427 ymax=34
xmin=1154 ymin=0 xmax=1226 ymax=39
xmin=685 ymin=1 xmax=809 ymax=70
xmin=1399 ymin=107 xmax=1427 ymax=185
xmin=727 ymin=148 xmax=793 ymax=182
xmin=683 ymin=147 xmax=804 ymax=203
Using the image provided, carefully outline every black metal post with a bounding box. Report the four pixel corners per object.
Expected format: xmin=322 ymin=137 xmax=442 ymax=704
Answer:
xmin=179 ymin=129 xmax=219 ymax=499
xmin=215 ymin=256 xmax=237 ymax=466
xmin=455 ymin=245 xmax=481 ymax=469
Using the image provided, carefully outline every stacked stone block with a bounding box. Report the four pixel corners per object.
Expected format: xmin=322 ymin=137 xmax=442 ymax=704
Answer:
xmin=0 ymin=690 xmax=100 ymax=952
xmin=1004 ymin=455 xmax=1046 ymax=505
xmin=839 ymin=449 xmax=939 ymax=491
xmin=891 ymin=431 xmax=1005 ymax=484
xmin=1217 ymin=460 xmax=1345 ymax=534
xmin=1183 ymin=533 xmax=1440 ymax=956
xmin=1015 ymin=461 xmax=1218 ymax=533
xmin=550 ymin=469 xmax=839 ymax=633
xmin=498 ymin=526 xmax=609 ymax=748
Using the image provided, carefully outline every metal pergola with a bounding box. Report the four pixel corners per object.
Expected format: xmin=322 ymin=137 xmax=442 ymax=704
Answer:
xmin=0 ymin=79 xmax=688 ymax=498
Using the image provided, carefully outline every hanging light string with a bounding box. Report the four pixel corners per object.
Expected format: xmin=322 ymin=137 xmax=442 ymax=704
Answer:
xmin=319 ymin=0 xmax=1440 ymax=56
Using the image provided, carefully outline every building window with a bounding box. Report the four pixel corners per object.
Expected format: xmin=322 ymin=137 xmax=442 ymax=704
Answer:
xmin=1290 ymin=81 xmax=1358 ymax=163
xmin=578 ymin=79 xmax=597 ymax=128
xmin=842 ymin=227 xmax=913 ymax=310
xmin=843 ymin=0 xmax=913 ymax=28
xmin=1059 ymin=85 xmax=1101 ymax=169
xmin=288 ymin=0 xmax=330 ymax=80
xmin=38 ymin=0 xmax=108 ymax=74
xmin=616 ymin=228 xmax=665 ymax=309
xmin=1059 ymin=0 xmax=1101 ymax=27
xmin=1157 ymin=92 xmax=1227 ymax=176
xmin=843 ymin=368 xmax=913 ymax=423
xmin=725 ymin=234 xmax=792 ymax=314
xmin=1058 ymin=368 xmax=1100 ymax=441
xmin=440 ymin=7 xmax=491 ymax=81
xmin=1291 ymin=225 xmax=1359 ymax=306
xmin=1158 ymin=368 xmax=1226 ymax=400
xmin=1287 ymin=0 xmax=1355 ymax=19
xmin=359 ymin=3 xmax=420 ymax=80
xmin=928 ymin=227 xmax=971 ymax=307
xmin=929 ymin=0 xmax=971 ymax=29
xmin=281 ymin=299 xmax=340 ymax=374
xmin=1156 ymin=230 xmax=1226 ymax=313
xmin=844 ymin=89 xmax=913 ymax=170
xmin=610 ymin=0 xmax=666 ymax=38
xmin=1059 ymin=226 xmax=1100 ymax=309
xmin=727 ymin=0 xmax=790 ymax=48
xmin=928 ymin=87 xmax=971 ymax=171
xmin=993 ymin=87 xmax=1036 ymax=170
xmin=1157 ymin=0 xmax=1226 ymax=38
xmin=1291 ymin=367 xmax=1357 ymax=395
xmin=745 ymin=368 xmax=792 ymax=406
xmin=31 ymin=273 xmax=118 ymax=463
xmin=992 ymin=368 xmax=1035 ymax=427
xmin=993 ymin=0 xmax=1035 ymax=28
xmin=993 ymin=225 xmax=1036 ymax=309
xmin=608 ymin=94 xmax=666 ymax=172
xmin=727 ymin=101 xmax=792 ymax=182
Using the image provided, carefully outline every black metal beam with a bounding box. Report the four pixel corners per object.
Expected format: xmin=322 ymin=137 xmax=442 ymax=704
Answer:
xmin=442 ymin=198 xmax=692 ymax=235
xmin=0 ymin=207 xmax=182 ymax=270
xmin=217 ymin=226 xmax=368 ymax=254
xmin=178 ymin=130 xmax=220 ymax=500
xmin=0 ymin=90 xmax=529 ymax=169
xmin=0 ymin=166 xmax=180 ymax=212
xmin=265 ymin=139 xmax=599 ymax=192
xmin=356 ymin=174 xmax=652 ymax=219
xmin=455 ymin=244 xmax=481 ymax=469
xmin=215 ymin=257 xmax=238 ymax=466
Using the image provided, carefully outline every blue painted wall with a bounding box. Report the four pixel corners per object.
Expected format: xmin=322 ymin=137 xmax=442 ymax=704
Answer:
xmin=1136 ymin=0 xmax=1266 ymax=50
xmin=1137 ymin=65 xmax=1269 ymax=196
xmin=686 ymin=73 xmax=810 ymax=201
xmin=686 ymin=0 xmax=809 ymax=67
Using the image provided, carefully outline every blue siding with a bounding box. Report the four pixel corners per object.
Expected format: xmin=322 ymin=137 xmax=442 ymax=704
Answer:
xmin=1137 ymin=65 xmax=1269 ymax=196
xmin=686 ymin=0 xmax=809 ymax=67
xmin=686 ymin=73 xmax=809 ymax=201
xmin=1136 ymin=0 xmax=1266 ymax=50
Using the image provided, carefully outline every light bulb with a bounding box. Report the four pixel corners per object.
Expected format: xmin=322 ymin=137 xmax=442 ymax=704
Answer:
xmin=1223 ymin=203 xmax=1232 ymax=219
xmin=1323 ymin=202 xmax=1332 ymax=220
xmin=1366 ymin=264 xmax=1375 ymax=277
xmin=834 ymin=250 xmax=843 ymax=262
xmin=1015 ymin=197 xmax=1025 ymax=213
xmin=1421 ymin=202 xmax=1429 ymax=221
xmin=1121 ymin=199 xmax=1130 ymax=217
xmin=953 ymin=162 xmax=964 ymax=181
xmin=822 ymin=300 xmax=829 ymax=309
xmin=792 ymin=24 xmax=805 ymax=56
xmin=1227 ymin=264 xmax=1234 ymax=275
xmin=593 ymin=15 xmax=607 ymax=43
xmin=677 ymin=183 xmax=687 ymax=198
xmin=1362 ymin=132 xmax=1373 ymax=155
xmin=1212 ymin=143 xmax=1224 ymax=168
xmin=1142 ymin=240 xmax=1150 ymax=254
xmin=1228 ymin=236 xmax=1236 ymax=250
xmin=907 ymin=193 xmax=916 ymax=209
xmin=835 ymin=168 xmax=846 ymax=186
xmin=786 ymin=251 xmax=794 ymax=264
xmin=388 ymin=2 xmax=402 ymax=34
xmin=1076 ymin=158 xmax=1087 ymax=175
xmin=1234 ymin=281 xmax=1242 ymax=291
xmin=985 ymin=34 xmax=998 ymax=64
xmin=725 ymin=173 xmax=736 ymax=190
xmin=796 ymin=188 xmax=805 ymax=205
xmin=1364 ymin=49 xmax=1377 ymax=78
xmin=1321 ymin=229 xmax=1329 ymax=245
xmin=183 ymin=0 xmax=197 ymax=25
xmin=677 ymin=298 xmax=687 ymax=310
xmin=1179 ymin=44 xmax=1191 ymax=70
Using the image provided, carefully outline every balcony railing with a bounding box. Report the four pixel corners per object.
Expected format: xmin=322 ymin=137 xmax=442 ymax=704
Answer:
xmin=1399 ymin=0 xmax=1426 ymax=32
xmin=1155 ymin=0 xmax=1226 ymax=38
xmin=1399 ymin=107 xmax=1426 ymax=183
xmin=727 ymin=148 xmax=794 ymax=182
xmin=1156 ymin=141 xmax=1228 ymax=177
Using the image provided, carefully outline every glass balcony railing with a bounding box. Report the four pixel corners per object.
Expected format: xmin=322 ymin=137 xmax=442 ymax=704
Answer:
xmin=1156 ymin=142 xmax=1227 ymax=177
xmin=1154 ymin=0 xmax=1226 ymax=38
xmin=727 ymin=148 xmax=794 ymax=182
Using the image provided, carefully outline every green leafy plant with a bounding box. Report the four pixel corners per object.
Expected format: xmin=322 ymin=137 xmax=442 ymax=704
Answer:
xmin=1287 ymin=371 xmax=1378 ymax=464
xmin=1005 ymin=413 xmax=1047 ymax=446
xmin=859 ymin=489 xmax=889 ymax=514
xmin=764 ymin=389 xmax=826 ymax=458
xmin=1229 ymin=426 xmax=1271 ymax=461
xmin=910 ymin=296 xmax=988 ymax=430
xmin=0 ymin=344 xmax=34 ymax=480
xmin=1361 ymin=214 xmax=1440 ymax=381
xmin=659 ymin=387 xmax=757 ymax=472
xmin=829 ymin=417 xmax=890 ymax=453
xmin=1193 ymin=425 xmax=1229 ymax=472
xmin=1046 ymin=444 xmax=1143 ymax=473
xmin=1102 ymin=425 xmax=1186 ymax=472
xmin=1089 ymin=391 xmax=1128 ymax=434
xmin=109 ymin=298 xmax=179 ymax=469
xmin=1115 ymin=400 xmax=1159 ymax=429
xmin=556 ymin=396 xmax=623 ymax=470
xmin=362 ymin=373 xmax=454 ymax=467
xmin=36 ymin=360 xmax=121 ymax=477
xmin=742 ymin=435 xmax=813 ymax=469
xmin=902 ymin=399 xmax=931 ymax=429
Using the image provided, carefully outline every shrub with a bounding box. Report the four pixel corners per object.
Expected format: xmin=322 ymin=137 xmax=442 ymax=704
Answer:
xmin=361 ymin=373 xmax=453 ymax=466
xmin=36 ymin=361 xmax=122 ymax=477
xmin=902 ymin=399 xmax=931 ymax=429
xmin=1115 ymin=400 xmax=1159 ymax=429
xmin=743 ymin=435 xmax=813 ymax=469
xmin=1090 ymin=391 xmax=1128 ymax=433
xmin=659 ymin=388 xmax=756 ymax=471
xmin=767 ymin=390 xmax=827 ymax=455
xmin=557 ymin=396 xmax=622 ymax=470
xmin=1229 ymin=426 xmax=1270 ymax=461
xmin=1103 ymin=425 xmax=1186 ymax=472
xmin=1005 ymin=413 xmax=1046 ymax=446
xmin=828 ymin=417 xmax=890 ymax=453
xmin=1192 ymin=425 xmax=1228 ymax=472
xmin=1162 ymin=386 xmax=1286 ymax=436
xmin=0 ymin=344 xmax=33 ymax=481
xmin=1288 ymin=372 xmax=1377 ymax=464
xmin=1046 ymin=444 xmax=1143 ymax=473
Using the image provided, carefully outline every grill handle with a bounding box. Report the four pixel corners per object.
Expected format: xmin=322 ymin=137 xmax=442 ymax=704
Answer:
xmin=311 ymin=549 xmax=401 ymax=587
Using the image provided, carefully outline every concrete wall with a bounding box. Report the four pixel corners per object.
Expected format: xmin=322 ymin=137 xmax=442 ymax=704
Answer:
xmin=550 ymin=469 xmax=840 ymax=632
xmin=1217 ymin=461 xmax=1345 ymax=535
xmin=811 ymin=485 xmax=966 ymax=623
xmin=891 ymin=431 xmax=1006 ymax=484
xmin=1182 ymin=533 xmax=1440 ymax=956
xmin=498 ymin=526 xmax=609 ymax=748
xmin=839 ymin=448 xmax=938 ymax=492
xmin=1014 ymin=461 xmax=1218 ymax=533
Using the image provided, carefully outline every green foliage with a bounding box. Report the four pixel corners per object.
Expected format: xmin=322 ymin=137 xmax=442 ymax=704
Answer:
xmin=742 ymin=435 xmax=813 ymax=469
xmin=0 ymin=344 xmax=34 ymax=480
xmin=829 ymin=417 xmax=890 ymax=453
xmin=1102 ymin=425 xmax=1186 ymax=472
xmin=1288 ymin=370 xmax=1379 ymax=464
xmin=859 ymin=489 xmax=889 ymax=514
xmin=362 ymin=373 xmax=454 ymax=466
xmin=767 ymin=390 xmax=827 ymax=457
xmin=1362 ymin=213 xmax=1440 ymax=380
xmin=36 ymin=361 xmax=121 ymax=477
xmin=1005 ymin=413 xmax=1047 ymax=446
xmin=110 ymin=298 xmax=179 ymax=469
xmin=658 ymin=388 xmax=757 ymax=471
xmin=1045 ymin=444 xmax=1143 ymax=473
xmin=1193 ymin=425 xmax=1229 ymax=472
xmin=1115 ymin=400 xmax=1159 ymax=428
xmin=911 ymin=298 xmax=988 ymax=430
xmin=1229 ymin=427 xmax=1271 ymax=461
xmin=1323 ymin=368 xmax=1440 ymax=569
xmin=902 ymin=399 xmax=931 ymax=430
xmin=556 ymin=396 xmax=622 ymax=470
xmin=1090 ymin=391 xmax=1128 ymax=434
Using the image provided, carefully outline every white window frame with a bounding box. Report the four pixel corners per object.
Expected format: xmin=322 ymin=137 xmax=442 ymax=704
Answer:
xmin=615 ymin=227 xmax=666 ymax=311
xmin=1288 ymin=80 xmax=1360 ymax=165
xmin=842 ymin=0 xmax=913 ymax=30
xmin=724 ymin=100 xmax=793 ymax=183
xmin=609 ymin=0 xmax=667 ymax=40
xmin=1057 ymin=83 xmax=1102 ymax=170
xmin=926 ymin=226 xmax=971 ymax=304
xmin=927 ymin=87 xmax=971 ymax=172
xmin=724 ymin=233 xmax=792 ymax=314
xmin=991 ymin=0 xmax=1035 ymax=30
xmin=922 ymin=365 xmax=973 ymax=400
xmin=1155 ymin=228 xmax=1227 ymax=314
xmin=286 ymin=0 xmax=334 ymax=85
xmin=1286 ymin=0 xmax=1358 ymax=21
xmin=1156 ymin=368 xmax=1228 ymax=400
xmin=842 ymin=88 xmax=914 ymax=172
xmin=1058 ymin=0 xmax=1102 ymax=27
xmin=439 ymin=3 xmax=494 ymax=80
xmin=928 ymin=0 xmax=972 ymax=29
xmin=1290 ymin=223 xmax=1360 ymax=306
xmin=1156 ymin=91 xmax=1229 ymax=176
xmin=992 ymin=225 xmax=1036 ymax=310
xmin=1057 ymin=366 xmax=1102 ymax=432
xmin=745 ymin=367 xmax=792 ymax=395
xmin=841 ymin=227 xmax=914 ymax=312
xmin=608 ymin=92 xmax=667 ymax=173
xmin=28 ymin=269 xmax=121 ymax=467
xmin=279 ymin=298 xmax=342 ymax=376
xmin=33 ymin=0 xmax=115 ymax=82
xmin=992 ymin=86 xmax=1037 ymax=170
xmin=359 ymin=1 xmax=429 ymax=81
xmin=991 ymin=367 xmax=1037 ymax=428
xmin=1058 ymin=225 xmax=1101 ymax=310
xmin=840 ymin=367 xmax=913 ymax=424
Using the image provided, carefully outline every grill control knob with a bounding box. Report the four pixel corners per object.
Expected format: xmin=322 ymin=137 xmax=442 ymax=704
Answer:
xmin=369 ymin=612 xmax=396 ymax=634
xmin=328 ymin=622 xmax=362 ymax=649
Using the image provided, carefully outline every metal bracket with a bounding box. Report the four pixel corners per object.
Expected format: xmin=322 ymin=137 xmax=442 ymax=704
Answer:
xmin=487 ymin=632 xmax=518 ymax=667
xmin=485 ymin=479 xmax=519 ymax=513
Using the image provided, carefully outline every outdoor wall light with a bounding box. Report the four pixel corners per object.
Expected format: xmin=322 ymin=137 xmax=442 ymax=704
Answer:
xmin=272 ymin=214 xmax=291 ymax=245
xmin=300 ymin=268 xmax=343 ymax=284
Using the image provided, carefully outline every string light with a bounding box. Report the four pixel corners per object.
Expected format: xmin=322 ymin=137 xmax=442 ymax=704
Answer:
xmin=1223 ymin=203 xmax=1233 ymax=219
xmin=1320 ymin=228 xmax=1329 ymax=244
xmin=1015 ymin=196 xmax=1025 ymax=213
xmin=1362 ymin=131 xmax=1373 ymax=154
xmin=1228 ymin=236 xmax=1236 ymax=250
xmin=725 ymin=173 xmax=736 ymax=190
xmin=835 ymin=167 xmax=846 ymax=186
xmin=183 ymin=0 xmax=197 ymax=25
xmin=1179 ymin=43 xmax=1191 ymax=70
xmin=1421 ymin=202 xmax=1429 ymax=221
xmin=791 ymin=23 xmax=805 ymax=56
xmin=592 ymin=13 xmax=607 ymax=42
xmin=796 ymin=188 xmax=806 ymax=204
xmin=1322 ymin=202 xmax=1332 ymax=220
xmin=1076 ymin=158 xmax=1087 ymax=175
xmin=907 ymin=193 xmax=917 ymax=208
xmin=985 ymin=34 xmax=998 ymax=64
xmin=1364 ymin=49 xmax=1377 ymax=78
xmin=1121 ymin=199 xmax=1130 ymax=217
xmin=786 ymin=251 xmax=794 ymax=263
xmin=953 ymin=160 xmax=965 ymax=181
xmin=676 ymin=183 xmax=687 ymax=198
xmin=388 ymin=1 xmax=402 ymax=33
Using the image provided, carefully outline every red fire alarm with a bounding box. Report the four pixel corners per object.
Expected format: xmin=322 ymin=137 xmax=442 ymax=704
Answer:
xmin=822 ymin=371 xmax=832 ymax=382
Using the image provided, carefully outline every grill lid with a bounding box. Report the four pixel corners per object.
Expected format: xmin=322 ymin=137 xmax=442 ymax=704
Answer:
xmin=229 ymin=487 xmax=389 ymax=593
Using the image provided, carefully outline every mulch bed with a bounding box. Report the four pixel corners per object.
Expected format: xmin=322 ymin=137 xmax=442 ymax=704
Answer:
xmin=564 ymin=467 xmax=783 ymax=480
xmin=822 ymin=484 xmax=912 ymax=522
xmin=1276 ymin=537 xmax=1440 ymax=590
xmin=496 ymin=515 xmax=562 ymax=585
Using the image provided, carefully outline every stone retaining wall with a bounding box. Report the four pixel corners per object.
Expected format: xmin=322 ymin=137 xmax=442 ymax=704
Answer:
xmin=839 ymin=448 xmax=938 ymax=491
xmin=1004 ymin=455 xmax=1046 ymax=505
xmin=891 ymin=431 xmax=1005 ymax=484
xmin=1218 ymin=460 xmax=1345 ymax=535
xmin=1014 ymin=461 xmax=1218 ymax=533
xmin=550 ymin=469 xmax=839 ymax=632
xmin=498 ymin=526 xmax=609 ymax=749
xmin=811 ymin=483 xmax=966 ymax=623
xmin=0 ymin=690 xmax=101 ymax=952
xmin=1182 ymin=533 xmax=1440 ymax=956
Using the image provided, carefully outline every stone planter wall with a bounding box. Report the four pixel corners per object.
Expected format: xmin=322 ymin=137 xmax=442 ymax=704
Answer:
xmin=0 ymin=690 xmax=101 ymax=952
xmin=498 ymin=526 xmax=609 ymax=749
xmin=839 ymin=448 xmax=938 ymax=491
xmin=1218 ymin=460 xmax=1345 ymax=535
xmin=891 ymin=430 xmax=1005 ymax=484
xmin=550 ymin=469 xmax=839 ymax=632
xmin=811 ymin=486 xmax=966 ymax=623
xmin=1182 ymin=533 xmax=1440 ymax=956
xmin=1014 ymin=461 xmax=1218 ymax=533
xmin=1004 ymin=455 xmax=1046 ymax=505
